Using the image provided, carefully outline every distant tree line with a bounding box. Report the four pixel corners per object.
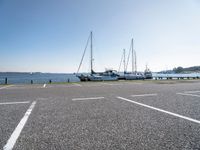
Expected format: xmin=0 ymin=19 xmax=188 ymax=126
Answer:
xmin=173 ymin=66 xmax=200 ymax=73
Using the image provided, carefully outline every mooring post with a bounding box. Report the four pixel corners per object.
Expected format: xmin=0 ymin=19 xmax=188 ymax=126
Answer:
xmin=5 ymin=77 xmax=8 ymax=85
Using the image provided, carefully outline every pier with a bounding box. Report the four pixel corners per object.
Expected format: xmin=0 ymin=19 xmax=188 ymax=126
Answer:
xmin=155 ymin=76 xmax=200 ymax=80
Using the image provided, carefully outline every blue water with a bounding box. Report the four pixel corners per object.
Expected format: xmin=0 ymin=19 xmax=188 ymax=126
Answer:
xmin=153 ymin=73 xmax=200 ymax=78
xmin=0 ymin=72 xmax=200 ymax=84
xmin=0 ymin=73 xmax=79 ymax=84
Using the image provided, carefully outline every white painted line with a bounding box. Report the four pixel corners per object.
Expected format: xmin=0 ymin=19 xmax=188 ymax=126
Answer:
xmin=114 ymin=84 xmax=123 ymax=85
xmin=101 ymin=83 xmax=122 ymax=86
xmin=127 ymin=83 xmax=143 ymax=85
xmin=0 ymin=85 xmax=14 ymax=89
xmin=131 ymin=93 xmax=157 ymax=97
xmin=3 ymin=101 xmax=37 ymax=150
xmin=43 ymin=84 xmax=46 ymax=88
xmin=101 ymin=83 xmax=113 ymax=85
xmin=184 ymin=91 xmax=200 ymax=94
xmin=117 ymin=96 xmax=200 ymax=124
xmin=85 ymin=84 xmax=102 ymax=87
xmin=177 ymin=93 xmax=200 ymax=98
xmin=72 ymin=97 xmax=105 ymax=101
xmin=0 ymin=101 xmax=30 ymax=105
xmin=132 ymin=83 xmax=143 ymax=84
xmin=73 ymin=83 xmax=82 ymax=87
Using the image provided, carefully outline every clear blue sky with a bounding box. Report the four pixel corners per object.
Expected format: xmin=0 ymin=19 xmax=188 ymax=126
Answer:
xmin=0 ymin=0 xmax=199 ymax=73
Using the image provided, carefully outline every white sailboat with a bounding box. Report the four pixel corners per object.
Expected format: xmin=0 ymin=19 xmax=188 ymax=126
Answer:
xmin=144 ymin=64 xmax=153 ymax=79
xmin=118 ymin=49 xmax=126 ymax=80
xmin=77 ymin=31 xmax=119 ymax=81
xmin=119 ymin=38 xmax=144 ymax=80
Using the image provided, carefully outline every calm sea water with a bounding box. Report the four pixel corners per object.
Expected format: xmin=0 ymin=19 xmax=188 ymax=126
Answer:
xmin=152 ymin=73 xmax=200 ymax=78
xmin=0 ymin=73 xmax=79 ymax=84
xmin=0 ymin=72 xmax=200 ymax=84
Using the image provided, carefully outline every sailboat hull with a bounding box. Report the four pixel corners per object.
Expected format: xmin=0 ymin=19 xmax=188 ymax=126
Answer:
xmin=118 ymin=72 xmax=145 ymax=80
xmin=144 ymin=72 xmax=153 ymax=79
xmin=125 ymin=74 xmax=138 ymax=80
xmin=77 ymin=74 xmax=118 ymax=82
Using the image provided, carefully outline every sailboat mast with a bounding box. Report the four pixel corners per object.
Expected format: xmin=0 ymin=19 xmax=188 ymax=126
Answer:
xmin=134 ymin=50 xmax=137 ymax=73
xmin=90 ymin=31 xmax=93 ymax=74
xmin=123 ymin=49 xmax=126 ymax=73
xmin=131 ymin=38 xmax=134 ymax=74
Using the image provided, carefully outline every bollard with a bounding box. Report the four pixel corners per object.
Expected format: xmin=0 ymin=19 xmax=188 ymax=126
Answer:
xmin=31 ymin=80 xmax=33 ymax=84
xmin=68 ymin=78 xmax=70 ymax=83
xmin=5 ymin=78 xmax=7 ymax=84
xmin=49 ymin=79 xmax=52 ymax=84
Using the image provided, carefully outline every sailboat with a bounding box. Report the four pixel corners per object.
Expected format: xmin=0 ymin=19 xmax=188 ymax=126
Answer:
xmin=76 ymin=31 xmax=119 ymax=81
xmin=144 ymin=64 xmax=153 ymax=79
xmin=118 ymin=49 xmax=126 ymax=80
xmin=118 ymin=38 xmax=144 ymax=80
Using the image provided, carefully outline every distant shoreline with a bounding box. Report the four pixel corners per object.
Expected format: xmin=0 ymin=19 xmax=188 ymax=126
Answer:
xmin=0 ymin=72 xmax=74 ymax=74
xmin=157 ymin=71 xmax=200 ymax=74
xmin=1 ymin=71 xmax=200 ymax=74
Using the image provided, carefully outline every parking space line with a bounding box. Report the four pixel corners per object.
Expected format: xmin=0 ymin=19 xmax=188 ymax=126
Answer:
xmin=101 ymin=83 xmax=112 ymax=85
xmin=184 ymin=91 xmax=200 ymax=94
xmin=176 ymin=93 xmax=200 ymax=98
xmin=0 ymin=85 xmax=14 ymax=89
xmin=114 ymin=84 xmax=124 ymax=85
xmin=84 ymin=84 xmax=103 ymax=87
xmin=131 ymin=93 xmax=157 ymax=97
xmin=117 ymin=96 xmax=200 ymax=124
xmin=101 ymin=83 xmax=114 ymax=86
xmin=128 ymin=83 xmax=143 ymax=85
xmin=3 ymin=101 xmax=37 ymax=150
xmin=72 ymin=97 xmax=105 ymax=101
xmin=0 ymin=101 xmax=30 ymax=105
xmin=73 ymin=83 xmax=82 ymax=87
xmin=101 ymin=83 xmax=122 ymax=86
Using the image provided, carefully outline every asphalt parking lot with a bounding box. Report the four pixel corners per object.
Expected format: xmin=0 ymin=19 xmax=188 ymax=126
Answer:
xmin=0 ymin=80 xmax=200 ymax=150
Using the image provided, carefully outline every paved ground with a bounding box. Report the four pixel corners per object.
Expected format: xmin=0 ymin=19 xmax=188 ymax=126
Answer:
xmin=0 ymin=80 xmax=200 ymax=150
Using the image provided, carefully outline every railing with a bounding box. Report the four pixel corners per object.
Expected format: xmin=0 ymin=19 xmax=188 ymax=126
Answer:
xmin=154 ymin=76 xmax=200 ymax=80
xmin=0 ymin=78 xmax=72 ymax=85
